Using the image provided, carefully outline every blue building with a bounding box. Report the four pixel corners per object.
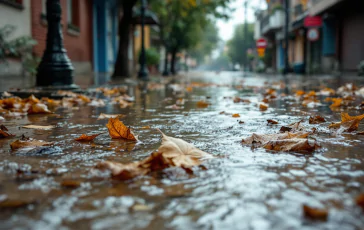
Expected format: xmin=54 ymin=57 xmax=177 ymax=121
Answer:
xmin=92 ymin=0 xmax=119 ymax=84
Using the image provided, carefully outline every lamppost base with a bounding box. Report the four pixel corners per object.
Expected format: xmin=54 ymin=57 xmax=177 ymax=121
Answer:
xmin=8 ymin=84 xmax=82 ymax=99
xmin=138 ymin=68 xmax=149 ymax=81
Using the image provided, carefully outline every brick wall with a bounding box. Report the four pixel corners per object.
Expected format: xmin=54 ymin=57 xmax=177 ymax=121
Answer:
xmin=31 ymin=0 xmax=93 ymax=63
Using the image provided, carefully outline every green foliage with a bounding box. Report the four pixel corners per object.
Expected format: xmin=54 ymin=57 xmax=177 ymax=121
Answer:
xmin=141 ymin=47 xmax=160 ymax=66
xmin=0 ymin=25 xmax=38 ymax=76
xmin=227 ymin=23 xmax=255 ymax=67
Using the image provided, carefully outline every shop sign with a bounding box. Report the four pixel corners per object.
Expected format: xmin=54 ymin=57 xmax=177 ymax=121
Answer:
xmin=307 ymin=28 xmax=320 ymax=42
xmin=304 ymin=16 xmax=323 ymax=28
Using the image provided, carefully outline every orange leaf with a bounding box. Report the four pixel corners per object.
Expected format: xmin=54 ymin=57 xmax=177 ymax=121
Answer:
xmin=232 ymin=113 xmax=240 ymax=118
xmin=309 ymin=115 xmax=326 ymax=124
xmin=329 ymin=112 xmax=364 ymax=132
xmin=330 ymin=98 xmax=342 ymax=108
xmin=295 ymin=90 xmax=305 ymax=96
xmin=303 ymin=205 xmax=328 ymax=221
xmin=27 ymin=103 xmax=51 ymax=114
xmin=106 ymin=118 xmax=137 ymax=141
xmin=259 ymin=103 xmax=268 ymax=111
xmin=196 ymin=101 xmax=209 ymax=108
xmin=75 ymin=133 xmax=102 ymax=142
xmin=0 ymin=125 xmax=14 ymax=138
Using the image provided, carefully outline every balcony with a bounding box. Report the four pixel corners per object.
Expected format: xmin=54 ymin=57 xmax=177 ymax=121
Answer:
xmin=261 ymin=10 xmax=285 ymax=35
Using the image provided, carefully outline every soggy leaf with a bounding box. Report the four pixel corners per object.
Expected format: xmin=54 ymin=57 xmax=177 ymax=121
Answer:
xmin=196 ymin=100 xmax=209 ymax=108
xmin=97 ymin=130 xmax=212 ymax=180
xmin=23 ymin=125 xmax=55 ymax=130
xmin=10 ymin=136 xmax=53 ymax=150
xmin=309 ymin=116 xmax=326 ymax=124
xmin=267 ymin=119 xmax=278 ymax=125
xmin=232 ymin=113 xmax=240 ymax=118
xmin=264 ymin=138 xmax=320 ymax=153
xmin=141 ymin=125 xmax=151 ymax=129
xmin=303 ymin=205 xmax=328 ymax=221
xmin=75 ymin=133 xmax=102 ymax=142
xmin=356 ymin=194 xmax=364 ymax=210
xmin=233 ymin=97 xmax=250 ymax=103
xmin=27 ymin=103 xmax=52 ymax=114
xmin=0 ymin=125 xmax=14 ymax=138
xmin=106 ymin=118 xmax=137 ymax=141
xmin=0 ymin=199 xmax=35 ymax=209
xmin=330 ymin=98 xmax=343 ymax=108
xmin=259 ymin=103 xmax=268 ymax=111
xmin=61 ymin=180 xmax=81 ymax=188
xmin=97 ymin=113 xmax=125 ymax=120
xmin=329 ymin=112 xmax=364 ymax=132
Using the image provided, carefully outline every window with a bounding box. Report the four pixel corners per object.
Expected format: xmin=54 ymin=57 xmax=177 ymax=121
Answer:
xmin=67 ymin=0 xmax=80 ymax=31
xmin=0 ymin=0 xmax=24 ymax=9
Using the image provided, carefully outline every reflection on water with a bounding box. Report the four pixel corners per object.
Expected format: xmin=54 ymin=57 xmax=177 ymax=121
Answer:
xmin=0 ymin=71 xmax=364 ymax=230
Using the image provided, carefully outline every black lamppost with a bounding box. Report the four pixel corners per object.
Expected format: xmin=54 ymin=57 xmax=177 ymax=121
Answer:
xmin=283 ymin=0 xmax=290 ymax=75
xmin=36 ymin=0 xmax=77 ymax=89
xmin=138 ymin=0 xmax=149 ymax=80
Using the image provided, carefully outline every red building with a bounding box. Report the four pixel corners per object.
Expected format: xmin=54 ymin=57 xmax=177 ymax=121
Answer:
xmin=30 ymin=0 xmax=94 ymax=86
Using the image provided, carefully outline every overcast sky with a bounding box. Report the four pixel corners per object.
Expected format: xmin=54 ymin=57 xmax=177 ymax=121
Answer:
xmin=217 ymin=0 xmax=267 ymax=41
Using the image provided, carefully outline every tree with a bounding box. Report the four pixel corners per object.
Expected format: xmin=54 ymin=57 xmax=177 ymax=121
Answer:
xmin=151 ymin=0 xmax=232 ymax=75
xmin=113 ymin=0 xmax=138 ymax=79
xmin=227 ymin=23 xmax=255 ymax=69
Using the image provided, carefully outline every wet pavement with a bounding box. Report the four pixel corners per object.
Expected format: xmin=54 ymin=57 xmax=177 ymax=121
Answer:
xmin=0 ymin=71 xmax=364 ymax=230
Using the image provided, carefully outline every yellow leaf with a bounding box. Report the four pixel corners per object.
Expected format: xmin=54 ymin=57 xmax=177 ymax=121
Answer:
xmin=106 ymin=118 xmax=137 ymax=141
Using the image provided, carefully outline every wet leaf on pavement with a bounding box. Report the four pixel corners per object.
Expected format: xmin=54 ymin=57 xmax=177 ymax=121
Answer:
xmin=303 ymin=205 xmax=328 ymax=221
xmin=0 ymin=199 xmax=35 ymax=209
xmin=196 ymin=100 xmax=209 ymax=108
xmin=75 ymin=133 xmax=102 ymax=142
xmin=0 ymin=125 xmax=14 ymax=138
xmin=106 ymin=118 xmax=138 ymax=141
xmin=356 ymin=194 xmax=364 ymax=210
xmin=10 ymin=135 xmax=53 ymax=150
xmin=267 ymin=119 xmax=278 ymax=125
xmin=27 ymin=103 xmax=52 ymax=114
xmin=232 ymin=113 xmax=240 ymax=118
xmin=22 ymin=125 xmax=55 ymax=130
xmin=60 ymin=180 xmax=82 ymax=188
xmin=97 ymin=130 xmax=212 ymax=180
xmin=329 ymin=112 xmax=364 ymax=132
xmin=259 ymin=103 xmax=268 ymax=111
xmin=309 ymin=115 xmax=326 ymax=124
xmin=97 ymin=113 xmax=126 ymax=120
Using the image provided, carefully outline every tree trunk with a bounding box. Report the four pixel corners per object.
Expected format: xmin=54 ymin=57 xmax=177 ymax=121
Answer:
xmin=162 ymin=48 xmax=169 ymax=76
xmin=170 ymin=48 xmax=177 ymax=75
xmin=113 ymin=0 xmax=137 ymax=79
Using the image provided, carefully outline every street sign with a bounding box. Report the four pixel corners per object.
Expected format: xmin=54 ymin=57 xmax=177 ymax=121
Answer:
xmin=304 ymin=16 xmax=323 ymax=28
xmin=307 ymin=28 xmax=320 ymax=42
xmin=256 ymin=38 xmax=267 ymax=49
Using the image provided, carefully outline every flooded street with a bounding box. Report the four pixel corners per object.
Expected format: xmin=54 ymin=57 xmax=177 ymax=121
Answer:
xmin=1 ymin=71 xmax=364 ymax=230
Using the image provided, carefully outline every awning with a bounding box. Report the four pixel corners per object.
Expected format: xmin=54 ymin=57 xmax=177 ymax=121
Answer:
xmin=132 ymin=8 xmax=159 ymax=25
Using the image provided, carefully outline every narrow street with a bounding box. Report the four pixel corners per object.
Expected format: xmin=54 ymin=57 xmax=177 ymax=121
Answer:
xmin=0 ymin=71 xmax=363 ymax=229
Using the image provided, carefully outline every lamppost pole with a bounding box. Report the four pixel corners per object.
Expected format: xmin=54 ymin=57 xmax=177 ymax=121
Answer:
xmin=36 ymin=0 xmax=77 ymax=89
xmin=138 ymin=0 xmax=149 ymax=80
xmin=283 ymin=0 xmax=290 ymax=75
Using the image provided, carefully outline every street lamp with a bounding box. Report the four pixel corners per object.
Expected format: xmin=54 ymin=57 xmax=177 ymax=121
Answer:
xmin=36 ymin=0 xmax=77 ymax=89
xmin=138 ymin=0 xmax=149 ymax=80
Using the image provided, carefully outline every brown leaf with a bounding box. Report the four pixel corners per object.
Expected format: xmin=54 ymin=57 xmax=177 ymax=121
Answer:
xmin=106 ymin=118 xmax=137 ymax=141
xmin=309 ymin=115 xmax=326 ymax=124
xmin=0 ymin=125 xmax=14 ymax=138
xmin=23 ymin=125 xmax=55 ymax=130
xmin=303 ymin=205 xmax=328 ymax=221
xmin=0 ymin=199 xmax=35 ymax=209
xmin=27 ymin=103 xmax=52 ymax=114
xmin=10 ymin=136 xmax=53 ymax=150
xmin=233 ymin=97 xmax=250 ymax=103
xmin=328 ymin=112 xmax=364 ymax=132
xmin=267 ymin=119 xmax=278 ymax=125
xmin=196 ymin=100 xmax=209 ymax=108
xmin=96 ymin=130 xmax=212 ymax=180
xmin=75 ymin=133 xmax=102 ymax=142
xmin=60 ymin=180 xmax=81 ymax=188
xmin=264 ymin=138 xmax=320 ymax=153
xmin=97 ymin=113 xmax=125 ymax=120
xmin=356 ymin=194 xmax=364 ymax=210
xmin=259 ymin=103 xmax=268 ymax=111
xmin=242 ymin=132 xmax=310 ymax=147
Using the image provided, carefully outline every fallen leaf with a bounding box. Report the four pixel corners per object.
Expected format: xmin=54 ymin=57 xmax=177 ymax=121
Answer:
xmin=309 ymin=116 xmax=326 ymax=124
xmin=10 ymin=136 xmax=53 ymax=150
xmin=89 ymin=99 xmax=105 ymax=107
xmin=329 ymin=112 xmax=364 ymax=132
xmin=23 ymin=125 xmax=55 ymax=130
xmin=130 ymin=204 xmax=152 ymax=212
xmin=106 ymin=118 xmax=137 ymax=141
xmin=295 ymin=90 xmax=305 ymax=96
xmin=264 ymin=138 xmax=320 ymax=153
xmin=330 ymin=98 xmax=343 ymax=108
xmin=97 ymin=113 xmax=125 ymax=120
xmin=97 ymin=130 xmax=212 ymax=180
xmin=0 ymin=125 xmax=14 ymax=138
xmin=320 ymin=88 xmax=335 ymax=96
xmin=176 ymin=98 xmax=185 ymax=105
xmin=75 ymin=133 xmax=102 ymax=142
xmin=232 ymin=113 xmax=240 ymax=118
xmin=357 ymin=131 xmax=364 ymax=135
xmin=267 ymin=119 xmax=278 ymax=125
xmin=141 ymin=125 xmax=151 ymax=129
xmin=303 ymin=205 xmax=328 ymax=221
xmin=27 ymin=103 xmax=51 ymax=114
xmin=196 ymin=101 xmax=209 ymax=108
xmin=0 ymin=199 xmax=35 ymax=209
xmin=233 ymin=97 xmax=250 ymax=103
xmin=60 ymin=180 xmax=81 ymax=188
xmin=239 ymin=120 xmax=245 ymax=124
xmin=259 ymin=103 xmax=268 ymax=111
xmin=242 ymin=131 xmax=309 ymax=147
xmin=356 ymin=194 xmax=364 ymax=210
